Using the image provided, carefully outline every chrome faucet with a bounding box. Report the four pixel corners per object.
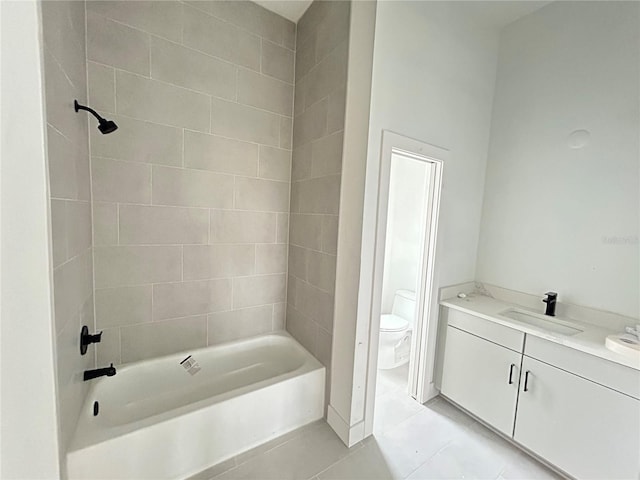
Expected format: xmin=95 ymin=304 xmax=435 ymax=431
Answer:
xmin=542 ymin=292 xmax=557 ymax=316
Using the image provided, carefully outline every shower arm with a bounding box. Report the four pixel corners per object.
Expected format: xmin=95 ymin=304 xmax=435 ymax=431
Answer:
xmin=74 ymin=100 xmax=106 ymax=122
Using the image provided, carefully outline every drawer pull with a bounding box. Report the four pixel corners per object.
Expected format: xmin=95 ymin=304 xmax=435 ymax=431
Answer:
xmin=508 ymin=364 xmax=516 ymax=384
xmin=524 ymin=370 xmax=531 ymax=392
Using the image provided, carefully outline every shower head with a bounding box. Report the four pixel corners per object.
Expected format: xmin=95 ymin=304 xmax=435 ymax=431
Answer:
xmin=98 ymin=119 xmax=118 ymax=134
xmin=74 ymin=100 xmax=118 ymax=134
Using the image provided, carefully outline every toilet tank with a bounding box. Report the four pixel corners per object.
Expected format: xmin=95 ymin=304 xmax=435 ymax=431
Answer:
xmin=391 ymin=290 xmax=416 ymax=322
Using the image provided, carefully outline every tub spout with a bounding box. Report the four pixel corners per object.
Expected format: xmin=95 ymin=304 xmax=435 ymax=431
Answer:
xmin=84 ymin=363 xmax=116 ymax=381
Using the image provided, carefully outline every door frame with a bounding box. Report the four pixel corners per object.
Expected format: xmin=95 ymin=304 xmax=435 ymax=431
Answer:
xmin=362 ymin=130 xmax=447 ymax=437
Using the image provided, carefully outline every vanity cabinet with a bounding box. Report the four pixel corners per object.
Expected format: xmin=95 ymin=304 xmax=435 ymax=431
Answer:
xmin=440 ymin=306 xmax=640 ymax=479
xmin=440 ymin=309 xmax=525 ymax=436
xmin=514 ymin=356 xmax=640 ymax=480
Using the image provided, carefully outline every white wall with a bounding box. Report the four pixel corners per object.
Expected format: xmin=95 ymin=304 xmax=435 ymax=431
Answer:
xmin=0 ymin=1 xmax=61 ymax=477
xmin=476 ymin=1 xmax=640 ymax=319
xmin=381 ymin=154 xmax=428 ymax=313
xmin=330 ymin=0 xmax=502 ymax=440
xmin=362 ymin=1 xmax=500 ymax=296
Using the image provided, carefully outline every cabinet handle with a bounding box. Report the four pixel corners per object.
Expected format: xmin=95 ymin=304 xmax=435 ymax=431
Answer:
xmin=524 ymin=370 xmax=531 ymax=392
xmin=508 ymin=364 xmax=516 ymax=384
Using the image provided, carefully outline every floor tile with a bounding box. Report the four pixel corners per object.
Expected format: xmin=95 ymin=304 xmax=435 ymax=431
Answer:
xmin=202 ymin=390 xmax=557 ymax=480
xmin=214 ymin=423 xmax=354 ymax=480
xmin=499 ymin=451 xmax=563 ymax=480
xmin=372 ymin=390 xmax=423 ymax=435
xmin=317 ymin=443 xmax=397 ymax=480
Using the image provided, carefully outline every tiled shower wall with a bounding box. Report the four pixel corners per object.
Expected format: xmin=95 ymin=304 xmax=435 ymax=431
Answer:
xmin=286 ymin=1 xmax=350 ymax=401
xmin=41 ymin=1 xmax=95 ymax=452
xmin=87 ymin=1 xmax=296 ymax=364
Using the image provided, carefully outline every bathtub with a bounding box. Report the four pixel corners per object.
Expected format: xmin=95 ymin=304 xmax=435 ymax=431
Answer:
xmin=67 ymin=332 xmax=325 ymax=479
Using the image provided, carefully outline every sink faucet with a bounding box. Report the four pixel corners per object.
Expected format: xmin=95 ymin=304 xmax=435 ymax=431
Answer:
xmin=83 ymin=363 xmax=116 ymax=381
xmin=542 ymin=292 xmax=557 ymax=316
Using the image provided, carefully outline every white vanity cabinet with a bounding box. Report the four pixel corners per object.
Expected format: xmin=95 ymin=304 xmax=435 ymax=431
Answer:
xmin=514 ymin=355 xmax=640 ymax=480
xmin=440 ymin=306 xmax=640 ymax=479
xmin=440 ymin=309 xmax=524 ymax=436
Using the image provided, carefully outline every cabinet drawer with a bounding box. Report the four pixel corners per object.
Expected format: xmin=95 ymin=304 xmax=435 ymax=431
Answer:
xmin=525 ymin=336 xmax=640 ymax=400
xmin=446 ymin=308 xmax=524 ymax=352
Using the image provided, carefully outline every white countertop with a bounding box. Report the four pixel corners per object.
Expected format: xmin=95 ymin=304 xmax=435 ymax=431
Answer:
xmin=441 ymin=294 xmax=640 ymax=372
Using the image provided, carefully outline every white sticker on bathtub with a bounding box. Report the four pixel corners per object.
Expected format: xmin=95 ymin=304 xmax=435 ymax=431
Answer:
xmin=180 ymin=355 xmax=201 ymax=376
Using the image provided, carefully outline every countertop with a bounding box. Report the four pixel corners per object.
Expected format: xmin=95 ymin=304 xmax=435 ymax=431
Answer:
xmin=441 ymin=294 xmax=640 ymax=372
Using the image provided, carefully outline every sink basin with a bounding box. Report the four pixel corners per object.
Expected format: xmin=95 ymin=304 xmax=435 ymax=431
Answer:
xmin=499 ymin=308 xmax=584 ymax=336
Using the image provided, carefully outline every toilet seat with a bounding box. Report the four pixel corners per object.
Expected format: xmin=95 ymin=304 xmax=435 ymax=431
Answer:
xmin=380 ymin=314 xmax=409 ymax=332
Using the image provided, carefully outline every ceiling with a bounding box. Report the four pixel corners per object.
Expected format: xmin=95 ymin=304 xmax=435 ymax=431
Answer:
xmin=459 ymin=1 xmax=551 ymax=28
xmin=255 ymin=0 xmax=550 ymax=27
xmin=254 ymin=0 xmax=313 ymax=22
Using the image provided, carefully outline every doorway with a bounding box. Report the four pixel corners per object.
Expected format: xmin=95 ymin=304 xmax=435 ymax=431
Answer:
xmin=364 ymin=131 xmax=446 ymax=436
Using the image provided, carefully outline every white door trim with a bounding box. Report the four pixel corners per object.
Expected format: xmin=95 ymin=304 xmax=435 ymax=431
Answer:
xmin=362 ymin=130 xmax=447 ymax=437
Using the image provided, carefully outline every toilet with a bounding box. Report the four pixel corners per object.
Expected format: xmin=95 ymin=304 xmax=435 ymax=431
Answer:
xmin=378 ymin=289 xmax=416 ymax=370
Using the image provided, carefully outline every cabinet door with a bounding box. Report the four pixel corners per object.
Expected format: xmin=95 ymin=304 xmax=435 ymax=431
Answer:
xmin=515 ymin=356 xmax=640 ymax=480
xmin=441 ymin=326 xmax=522 ymax=436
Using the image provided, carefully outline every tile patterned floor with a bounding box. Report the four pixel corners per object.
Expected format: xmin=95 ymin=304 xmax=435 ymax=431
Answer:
xmin=197 ymin=366 xmax=561 ymax=480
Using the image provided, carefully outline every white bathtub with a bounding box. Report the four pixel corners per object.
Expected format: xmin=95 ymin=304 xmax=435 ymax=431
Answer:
xmin=67 ymin=332 xmax=325 ymax=479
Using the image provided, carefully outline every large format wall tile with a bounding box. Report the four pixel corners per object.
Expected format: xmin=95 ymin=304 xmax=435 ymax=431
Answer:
xmin=259 ymin=146 xmax=291 ymax=181
xmin=152 ymin=166 xmax=234 ymax=208
xmin=152 ymin=279 xmax=232 ymax=320
xmin=87 ymin=62 xmax=115 ymax=113
xmin=121 ymin=316 xmax=207 ymax=363
xmin=234 ymin=177 xmax=289 ymax=212
xmin=237 ymin=68 xmax=294 ymax=116
xmin=150 ymin=36 xmax=236 ymax=99
xmin=183 ymin=245 xmax=256 ymax=280
xmin=184 ymin=131 xmax=259 ymax=176
xmin=208 ymin=305 xmax=273 ymax=345
xmin=233 ymin=274 xmax=286 ymax=308
xmin=90 ymin=115 xmax=182 ymax=166
xmin=116 ymin=71 xmax=210 ymax=131
xmin=94 ymin=246 xmax=182 ymax=288
xmin=210 ymin=210 xmax=277 ymax=244
xmin=87 ymin=1 xmax=183 ymax=43
xmin=95 ymin=285 xmax=152 ymax=328
xmin=286 ymin=1 xmax=350 ymax=406
xmin=91 ymin=157 xmax=151 ymax=204
xmin=262 ymin=41 xmax=295 ymax=83
xmin=42 ymin=0 xmax=93 ymax=453
xmin=183 ymin=4 xmax=261 ymax=70
xmin=87 ymin=12 xmax=150 ymax=76
xmin=87 ymin=0 xmax=295 ymax=367
xmin=211 ymin=98 xmax=280 ymax=146
xmin=118 ymin=205 xmax=209 ymax=245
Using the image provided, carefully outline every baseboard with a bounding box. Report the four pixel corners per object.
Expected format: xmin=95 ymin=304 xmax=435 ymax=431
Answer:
xmin=326 ymin=405 xmax=366 ymax=448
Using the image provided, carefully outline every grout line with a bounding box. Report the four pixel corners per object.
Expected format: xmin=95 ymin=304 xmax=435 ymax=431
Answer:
xmin=84 ymin=99 xmax=292 ymax=141
xmin=207 ymin=94 xmax=213 ymax=134
xmin=181 ymin=129 xmax=185 ymax=167
xmin=109 ymin=66 xmax=293 ymax=120
xmin=116 ymin=203 xmax=120 ymax=245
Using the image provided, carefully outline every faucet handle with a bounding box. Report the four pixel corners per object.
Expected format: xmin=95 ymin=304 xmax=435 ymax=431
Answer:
xmin=80 ymin=325 xmax=103 ymax=355
xmin=544 ymin=292 xmax=558 ymax=299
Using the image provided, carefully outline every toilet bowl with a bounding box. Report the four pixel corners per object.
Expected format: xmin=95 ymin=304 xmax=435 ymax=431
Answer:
xmin=378 ymin=290 xmax=415 ymax=370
